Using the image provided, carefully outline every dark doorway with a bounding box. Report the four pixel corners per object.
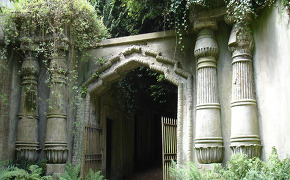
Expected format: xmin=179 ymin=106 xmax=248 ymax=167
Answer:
xmin=103 ymin=66 xmax=177 ymax=180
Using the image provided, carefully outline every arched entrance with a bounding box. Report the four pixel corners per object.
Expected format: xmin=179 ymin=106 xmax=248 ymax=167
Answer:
xmin=81 ymin=46 xmax=193 ymax=178
xmin=101 ymin=66 xmax=177 ymax=179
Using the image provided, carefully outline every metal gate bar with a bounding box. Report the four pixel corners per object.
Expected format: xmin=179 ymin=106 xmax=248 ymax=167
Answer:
xmin=162 ymin=117 xmax=177 ymax=180
xmin=83 ymin=123 xmax=102 ymax=178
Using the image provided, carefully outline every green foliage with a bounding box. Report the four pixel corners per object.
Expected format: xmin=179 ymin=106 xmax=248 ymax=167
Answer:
xmin=85 ymin=169 xmax=105 ymax=180
xmin=90 ymin=0 xmax=169 ymax=37
xmin=226 ymin=0 xmax=254 ymax=25
xmin=0 ymin=160 xmax=52 ymax=180
xmin=170 ymin=160 xmax=203 ymax=180
xmin=3 ymin=0 xmax=109 ymax=51
xmin=11 ymin=159 xmax=48 ymax=176
xmin=111 ymin=66 xmax=175 ymax=114
xmin=81 ymin=86 xmax=88 ymax=98
xmin=282 ymin=0 xmax=290 ymax=11
xmin=170 ymin=147 xmax=290 ymax=180
xmin=58 ymin=163 xmax=81 ymax=180
xmin=0 ymin=90 xmax=8 ymax=106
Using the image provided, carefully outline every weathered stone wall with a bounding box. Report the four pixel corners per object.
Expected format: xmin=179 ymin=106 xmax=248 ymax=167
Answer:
xmin=1 ymin=0 xmax=290 ymax=173
xmin=253 ymin=2 xmax=290 ymax=160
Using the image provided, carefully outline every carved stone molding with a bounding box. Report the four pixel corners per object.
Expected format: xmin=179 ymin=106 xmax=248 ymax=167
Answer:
xmin=45 ymin=143 xmax=68 ymax=163
xmin=228 ymin=23 xmax=261 ymax=158
xmin=194 ymin=28 xmax=224 ymax=164
xmin=195 ymin=146 xmax=224 ymax=164
xmin=15 ymin=142 xmax=39 ymax=161
xmin=15 ymin=50 xmax=40 ymax=161
xmin=45 ymin=49 xmax=68 ymax=164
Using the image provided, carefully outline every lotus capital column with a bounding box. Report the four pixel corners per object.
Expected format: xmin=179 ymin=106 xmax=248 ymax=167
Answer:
xmin=44 ymin=48 xmax=69 ymax=164
xmin=15 ymin=49 xmax=40 ymax=161
xmin=228 ymin=23 xmax=261 ymax=158
xmin=194 ymin=20 xmax=224 ymax=163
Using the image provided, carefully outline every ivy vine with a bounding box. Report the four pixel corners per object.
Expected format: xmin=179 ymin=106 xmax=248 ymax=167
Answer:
xmin=0 ymin=0 xmax=109 ymax=116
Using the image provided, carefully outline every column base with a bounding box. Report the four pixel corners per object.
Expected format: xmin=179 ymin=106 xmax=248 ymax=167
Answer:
xmin=46 ymin=164 xmax=66 ymax=180
xmin=195 ymin=146 xmax=224 ymax=164
xmin=230 ymin=144 xmax=262 ymax=158
xmin=15 ymin=142 xmax=40 ymax=161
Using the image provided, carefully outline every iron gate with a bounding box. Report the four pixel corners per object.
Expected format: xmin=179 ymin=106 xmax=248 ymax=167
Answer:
xmin=161 ymin=117 xmax=177 ymax=180
xmin=83 ymin=123 xmax=103 ymax=178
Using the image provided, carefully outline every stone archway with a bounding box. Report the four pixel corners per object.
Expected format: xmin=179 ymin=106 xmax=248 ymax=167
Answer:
xmin=80 ymin=45 xmax=194 ymax=177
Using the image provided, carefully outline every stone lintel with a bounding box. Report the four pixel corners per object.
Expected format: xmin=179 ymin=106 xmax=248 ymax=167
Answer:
xmin=193 ymin=18 xmax=218 ymax=31
xmin=191 ymin=6 xmax=227 ymax=31
xmin=193 ymin=7 xmax=227 ymax=21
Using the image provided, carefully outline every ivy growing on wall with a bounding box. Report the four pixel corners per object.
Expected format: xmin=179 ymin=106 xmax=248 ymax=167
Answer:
xmin=3 ymin=0 xmax=108 ymax=51
xmin=0 ymin=0 xmax=109 ymax=108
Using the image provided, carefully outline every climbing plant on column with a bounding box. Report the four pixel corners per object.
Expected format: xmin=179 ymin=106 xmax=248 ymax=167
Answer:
xmin=1 ymin=0 xmax=109 ymax=105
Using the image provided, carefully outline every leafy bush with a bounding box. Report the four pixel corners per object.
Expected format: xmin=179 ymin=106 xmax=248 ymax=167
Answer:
xmin=11 ymin=159 xmax=48 ymax=176
xmin=0 ymin=160 xmax=52 ymax=180
xmin=170 ymin=147 xmax=290 ymax=180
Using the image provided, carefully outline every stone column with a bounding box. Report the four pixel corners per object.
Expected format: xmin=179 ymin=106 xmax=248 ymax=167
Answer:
xmin=228 ymin=23 xmax=261 ymax=158
xmin=194 ymin=28 xmax=224 ymax=163
xmin=15 ymin=50 xmax=40 ymax=161
xmin=45 ymin=49 xmax=68 ymax=173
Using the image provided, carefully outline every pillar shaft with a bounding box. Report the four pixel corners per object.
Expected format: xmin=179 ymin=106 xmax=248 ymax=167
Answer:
xmin=229 ymin=23 xmax=261 ymax=158
xmin=45 ymin=50 xmax=68 ymax=163
xmin=16 ymin=51 xmax=40 ymax=161
xmin=194 ymin=28 xmax=224 ymax=163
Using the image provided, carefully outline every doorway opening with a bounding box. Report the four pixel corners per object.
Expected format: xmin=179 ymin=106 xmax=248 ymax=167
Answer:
xmin=101 ymin=66 xmax=177 ymax=180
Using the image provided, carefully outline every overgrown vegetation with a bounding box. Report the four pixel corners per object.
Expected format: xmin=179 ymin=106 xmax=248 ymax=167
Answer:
xmin=58 ymin=163 xmax=105 ymax=180
xmin=170 ymin=147 xmax=290 ymax=180
xmin=0 ymin=160 xmax=52 ymax=180
xmin=88 ymin=0 xmax=282 ymax=39
xmin=89 ymin=0 xmax=169 ymax=37
xmin=0 ymin=0 xmax=110 ymax=113
xmin=85 ymin=169 xmax=105 ymax=180
xmin=0 ymin=161 xmax=104 ymax=180
xmin=111 ymin=66 xmax=176 ymax=114
xmin=10 ymin=159 xmax=48 ymax=175
xmin=3 ymin=0 xmax=108 ymax=51
xmin=58 ymin=164 xmax=81 ymax=180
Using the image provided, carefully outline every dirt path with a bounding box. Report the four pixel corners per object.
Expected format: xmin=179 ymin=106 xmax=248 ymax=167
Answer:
xmin=127 ymin=165 xmax=163 ymax=180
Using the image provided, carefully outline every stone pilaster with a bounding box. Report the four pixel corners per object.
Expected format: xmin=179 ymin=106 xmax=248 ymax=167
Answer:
xmin=228 ymin=23 xmax=261 ymax=158
xmin=44 ymin=50 xmax=68 ymax=164
xmin=194 ymin=28 xmax=224 ymax=163
xmin=15 ymin=50 xmax=40 ymax=161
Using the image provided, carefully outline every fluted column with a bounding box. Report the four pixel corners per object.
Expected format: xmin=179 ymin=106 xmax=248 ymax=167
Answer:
xmin=44 ymin=49 xmax=68 ymax=164
xmin=228 ymin=23 xmax=261 ymax=158
xmin=194 ymin=28 xmax=224 ymax=163
xmin=15 ymin=50 xmax=40 ymax=161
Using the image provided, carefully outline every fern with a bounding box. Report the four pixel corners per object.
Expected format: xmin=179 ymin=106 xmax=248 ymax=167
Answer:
xmin=0 ymin=166 xmax=27 ymax=180
xmin=58 ymin=163 xmax=81 ymax=180
xmin=0 ymin=163 xmax=52 ymax=180
xmin=85 ymin=169 xmax=105 ymax=180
